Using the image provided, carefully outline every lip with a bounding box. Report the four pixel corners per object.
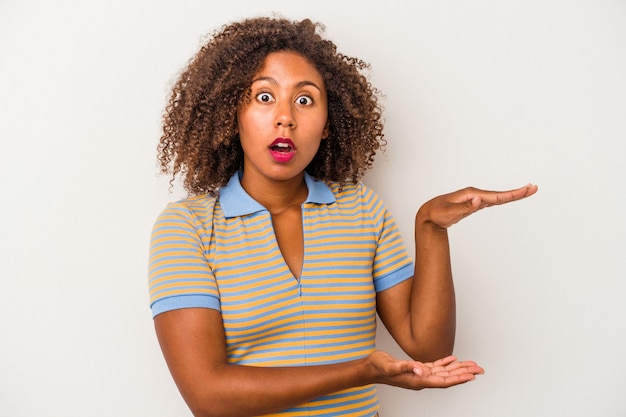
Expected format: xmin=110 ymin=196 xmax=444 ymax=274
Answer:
xmin=270 ymin=138 xmax=296 ymax=149
xmin=269 ymin=138 xmax=296 ymax=163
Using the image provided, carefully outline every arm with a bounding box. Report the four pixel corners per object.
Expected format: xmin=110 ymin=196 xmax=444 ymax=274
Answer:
xmin=377 ymin=184 xmax=538 ymax=362
xmin=155 ymin=307 xmax=484 ymax=417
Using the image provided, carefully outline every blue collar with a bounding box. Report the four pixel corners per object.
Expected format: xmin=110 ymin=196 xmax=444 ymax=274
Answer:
xmin=219 ymin=171 xmax=336 ymax=218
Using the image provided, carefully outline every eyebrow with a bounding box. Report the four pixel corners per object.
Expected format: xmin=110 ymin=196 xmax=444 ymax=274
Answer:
xmin=250 ymin=76 xmax=323 ymax=92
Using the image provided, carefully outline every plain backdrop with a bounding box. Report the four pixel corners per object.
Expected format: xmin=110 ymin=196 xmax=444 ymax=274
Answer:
xmin=1 ymin=1 xmax=624 ymax=416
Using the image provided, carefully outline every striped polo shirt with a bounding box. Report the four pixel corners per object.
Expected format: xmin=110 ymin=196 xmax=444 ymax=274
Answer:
xmin=149 ymin=171 xmax=414 ymax=416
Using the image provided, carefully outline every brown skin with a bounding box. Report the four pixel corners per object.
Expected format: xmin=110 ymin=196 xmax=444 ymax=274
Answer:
xmin=235 ymin=50 xmax=330 ymax=280
xmin=155 ymin=184 xmax=537 ymax=417
xmin=156 ymin=308 xmax=484 ymax=417
xmin=376 ymin=185 xmax=538 ymax=360
xmin=154 ymin=16 xmax=538 ymax=417
xmin=158 ymin=17 xmax=383 ymax=196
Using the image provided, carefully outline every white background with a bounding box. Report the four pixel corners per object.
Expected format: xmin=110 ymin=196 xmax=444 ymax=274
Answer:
xmin=1 ymin=1 xmax=624 ymax=416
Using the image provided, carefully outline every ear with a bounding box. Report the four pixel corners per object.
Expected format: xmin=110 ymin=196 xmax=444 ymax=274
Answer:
xmin=321 ymin=121 xmax=330 ymax=139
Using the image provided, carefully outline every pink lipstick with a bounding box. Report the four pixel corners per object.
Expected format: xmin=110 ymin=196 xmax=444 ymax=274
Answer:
xmin=269 ymin=138 xmax=296 ymax=163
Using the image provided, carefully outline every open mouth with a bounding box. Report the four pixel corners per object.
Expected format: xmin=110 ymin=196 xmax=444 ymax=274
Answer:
xmin=271 ymin=142 xmax=293 ymax=153
xmin=269 ymin=138 xmax=296 ymax=162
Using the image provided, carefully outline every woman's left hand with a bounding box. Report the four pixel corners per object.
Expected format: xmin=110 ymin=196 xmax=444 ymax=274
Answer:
xmin=417 ymin=184 xmax=538 ymax=229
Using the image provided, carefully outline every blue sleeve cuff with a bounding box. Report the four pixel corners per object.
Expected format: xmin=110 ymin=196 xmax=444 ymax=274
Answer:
xmin=374 ymin=263 xmax=414 ymax=293
xmin=151 ymin=294 xmax=221 ymax=318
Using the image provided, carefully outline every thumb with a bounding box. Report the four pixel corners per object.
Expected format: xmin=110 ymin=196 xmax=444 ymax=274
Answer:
xmin=412 ymin=363 xmax=427 ymax=377
xmin=465 ymin=195 xmax=481 ymax=212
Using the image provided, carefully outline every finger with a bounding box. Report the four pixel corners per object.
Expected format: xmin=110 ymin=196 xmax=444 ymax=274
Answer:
xmin=422 ymin=372 xmax=477 ymax=388
xmin=443 ymin=373 xmax=478 ymax=385
xmin=435 ymin=364 xmax=485 ymax=377
xmin=448 ymin=362 xmax=485 ymax=375
xmin=425 ymin=356 xmax=458 ymax=368
xmin=442 ymin=360 xmax=480 ymax=370
xmin=474 ymin=184 xmax=538 ymax=207
xmin=397 ymin=360 xmax=427 ymax=376
xmin=429 ymin=362 xmax=464 ymax=374
xmin=427 ymin=359 xmax=483 ymax=375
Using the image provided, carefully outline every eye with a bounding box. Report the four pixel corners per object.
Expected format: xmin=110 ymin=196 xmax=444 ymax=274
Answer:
xmin=295 ymin=95 xmax=313 ymax=106
xmin=255 ymin=92 xmax=274 ymax=103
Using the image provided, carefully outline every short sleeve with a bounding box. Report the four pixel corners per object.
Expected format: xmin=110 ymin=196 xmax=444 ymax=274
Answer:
xmin=148 ymin=200 xmax=221 ymax=317
xmin=362 ymin=186 xmax=414 ymax=292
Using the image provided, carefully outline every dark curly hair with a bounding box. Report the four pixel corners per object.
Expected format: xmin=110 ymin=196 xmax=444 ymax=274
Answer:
xmin=158 ymin=16 xmax=386 ymax=195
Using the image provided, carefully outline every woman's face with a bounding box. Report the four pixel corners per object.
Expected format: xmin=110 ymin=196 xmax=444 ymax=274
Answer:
xmin=237 ymin=50 xmax=329 ymax=185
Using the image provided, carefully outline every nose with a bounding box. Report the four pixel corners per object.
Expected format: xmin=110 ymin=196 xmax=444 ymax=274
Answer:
xmin=274 ymin=101 xmax=296 ymax=129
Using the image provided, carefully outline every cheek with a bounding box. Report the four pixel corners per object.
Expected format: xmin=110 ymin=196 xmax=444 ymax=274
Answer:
xmin=238 ymin=108 xmax=268 ymax=135
xmin=317 ymin=115 xmax=330 ymax=138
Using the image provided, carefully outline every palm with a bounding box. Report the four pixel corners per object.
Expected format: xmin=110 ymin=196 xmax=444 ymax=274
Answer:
xmin=415 ymin=356 xmax=484 ymax=388
xmin=370 ymin=351 xmax=484 ymax=390
xmin=421 ymin=184 xmax=538 ymax=229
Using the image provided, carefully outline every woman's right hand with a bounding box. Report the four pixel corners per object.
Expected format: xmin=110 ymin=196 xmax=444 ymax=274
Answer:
xmin=368 ymin=350 xmax=484 ymax=389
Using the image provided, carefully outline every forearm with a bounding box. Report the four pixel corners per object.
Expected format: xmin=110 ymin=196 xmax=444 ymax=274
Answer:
xmin=180 ymin=357 xmax=373 ymax=417
xmin=380 ymin=185 xmax=537 ymax=365
xmin=409 ymin=211 xmax=456 ymax=360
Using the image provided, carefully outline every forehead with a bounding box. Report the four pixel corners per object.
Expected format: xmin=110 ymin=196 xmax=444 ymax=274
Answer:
xmin=253 ymin=50 xmax=325 ymax=86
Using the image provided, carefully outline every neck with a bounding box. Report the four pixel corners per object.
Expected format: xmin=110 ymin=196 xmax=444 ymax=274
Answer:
xmin=240 ymin=171 xmax=308 ymax=215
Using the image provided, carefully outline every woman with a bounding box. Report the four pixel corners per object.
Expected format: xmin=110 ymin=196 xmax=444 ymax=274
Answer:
xmin=148 ymin=16 xmax=537 ymax=417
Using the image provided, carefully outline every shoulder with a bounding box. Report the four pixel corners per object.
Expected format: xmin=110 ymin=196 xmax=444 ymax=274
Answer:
xmin=169 ymin=194 xmax=217 ymax=212
xmin=165 ymin=194 xmax=217 ymax=214
xmin=326 ymin=181 xmax=383 ymax=208
xmin=326 ymin=180 xmax=371 ymax=197
xmin=152 ymin=194 xmax=219 ymax=233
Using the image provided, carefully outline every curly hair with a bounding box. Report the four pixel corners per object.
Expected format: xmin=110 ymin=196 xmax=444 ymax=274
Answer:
xmin=158 ymin=16 xmax=386 ymax=195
